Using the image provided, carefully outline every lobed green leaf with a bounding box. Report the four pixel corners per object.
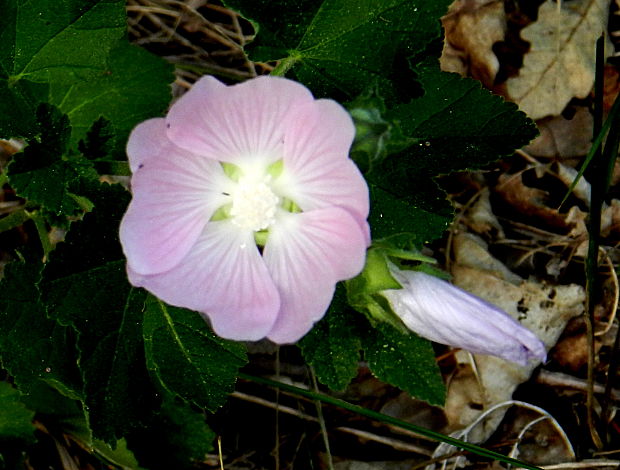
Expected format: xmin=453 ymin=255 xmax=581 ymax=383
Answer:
xmin=41 ymin=181 xmax=159 ymax=442
xmin=7 ymin=104 xmax=97 ymax=218
xmin=1 ymin=0 xmax=126 ymax=82
xmin=51 ymin=41 xmax=174 ymax=150
xmin=129 ymin=397 xmax=216 ymax=469
xmin=227 ymin=0 xmax=451 ymax=98
xmin=143 ymin=296 xmax=248 ymax=412
xmin=0 ymin=261 xmax=82 ymax=398
xmin=363 ymin=323 xmax=445 ymax=406
xmin=0 ymin=0 xmax=173 ymax=158
xmin=299 ymin=286 xmax=362 ymax=391
xmin=0 ymin=383 xmax=36 ymax=444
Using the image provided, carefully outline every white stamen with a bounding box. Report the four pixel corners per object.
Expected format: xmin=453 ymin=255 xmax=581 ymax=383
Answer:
xmin=230 ymin=175 xmax=280 ymax=231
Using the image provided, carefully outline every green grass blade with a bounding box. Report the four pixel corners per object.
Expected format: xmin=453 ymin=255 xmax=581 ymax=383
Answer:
xmin=240 ymin=373 xmax=543 ymax=470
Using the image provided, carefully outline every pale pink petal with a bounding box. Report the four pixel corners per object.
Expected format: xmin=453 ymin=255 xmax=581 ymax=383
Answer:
xmin=263 ymin=208 xmax=367 ymax=343
xmin=274 ymin=100 xmax=369 ymax=225
xmin=283 ymin=99 xmax=356 ymax=163
xmin=276 ymin=158 xmax=370 ymax=232
xmin=166 ymin=76 xmax=314 ymax=165
xmin=120 ymin=127 xmax=232 ymax=275
xmin=129 ymin=221 xmax=281 ymax=341
xmin=126 ymin=118 xmax=169 ymax=172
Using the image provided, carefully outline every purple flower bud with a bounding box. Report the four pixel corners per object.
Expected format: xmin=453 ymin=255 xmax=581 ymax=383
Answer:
xmin=380 ymin=268 xmax=547 ymax=366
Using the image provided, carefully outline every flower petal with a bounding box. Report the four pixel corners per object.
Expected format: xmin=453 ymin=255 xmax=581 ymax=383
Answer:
xmin=275 ymin=100 xmax=369 ymax=225
xmin=120 ymin=127 xmax=232 ymax=275
xmin=126 ymin=118 xmax=167 ymax=172
xmin=129 ymin=221 xmax=281 ymax=341
xmin=382 ymin=270 xmax=547 ymax=366
xmin=263 ymin=208 xmax=367 ymax=343
xmin=166 ymin=76 xmax=314 ymax=166
xmin=284 ymin=99 xmax=356 ymax=162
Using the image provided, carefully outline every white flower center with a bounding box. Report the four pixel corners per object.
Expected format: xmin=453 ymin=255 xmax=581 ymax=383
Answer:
xmin=230 ymin=175 xmax=280 ymax=231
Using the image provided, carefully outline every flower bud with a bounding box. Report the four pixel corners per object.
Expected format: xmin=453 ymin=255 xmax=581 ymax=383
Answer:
xmin=380 ymin=267 xmax=547 ymax=366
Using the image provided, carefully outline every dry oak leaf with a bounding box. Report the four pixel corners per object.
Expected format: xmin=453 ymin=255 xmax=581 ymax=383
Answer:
xmin=506 ymin=0 xmax=610 ymax=120
xmin=525 ymin=106 xmax=594 ymax=159
xmin=440 ymin=0 xmax=507 ymax=87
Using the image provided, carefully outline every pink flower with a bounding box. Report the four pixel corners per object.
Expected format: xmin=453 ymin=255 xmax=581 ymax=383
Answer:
xmin=381 ymin=268 xmax=546 ymax=366
xmin=120 ymin=76 xmax=370 ymax=343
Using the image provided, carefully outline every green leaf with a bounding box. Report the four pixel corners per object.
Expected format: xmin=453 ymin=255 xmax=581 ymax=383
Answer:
xmin=362 ymin=322 xmax=445 ymax=406
xmin=78 ymin=117 xmax=117 ymax=161
xmin=43 ymin=180 xmax=129 ymax=277
xmin=368 ymin=184 xmax=451 ymax=243
xmin=347 ymin=86 xmax=413 ymax=173
xmin=20 ymin=383 xmax=89 ymax=439
xmin=143 ymin=295 xmax=247 ymax=411
xmin=299 ymin=286 xmax=361 ymax=391
xmin=7 ymin=104 xmax=96 ymax=217
xmin=0 ymin=79 xmax=47 ymax=139
xmin=385 ymin=63 xmax=539 ymax=177
xmin=159 ymin=398 xmax=216 ymax=462
xmin=93 ymin=439 xmax=143 ymax=470
xmin=0 ymin=261 xmax=82 ymax=398
xmin=0 ymin=210 xmax=31 ymax=234
xmin=0 ymin=383 xmax=35 ymax=443
xmin=42 ymin=182 xmax=159 ymax=443
xmin=228 ymin=0 xmax=451 ymax=97
xmin=52 ymin=41 xmax=174 ymax=149
xmin=223 ymin=0 xmax=320 ymax=61
xmin=1 ymin=0 xmax=126 ymax=82
xmin=129 ymin=397 xmax=215 ymax=469
xmin=0 ymin=0 xmax=125 ymax=139
xmin=366 ymin=62 xmax=537 ymax=229
xmin=82 ymin=287 xmax=157 ymax=442
xmin=0 ymin=261 xmax=89 ymax=442
xmin=0 ymin=0 xmax=173 ymax=153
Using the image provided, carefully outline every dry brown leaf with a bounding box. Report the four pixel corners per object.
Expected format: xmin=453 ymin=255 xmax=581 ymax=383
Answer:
xmin=451 ymin=233 xmax=522 ymax=283
xmin=525 ymin=106 xmax=594 ymax=159
xmin=567 ymin=200 xmax=620 ymax=257
xmin=553 ymin=161 xmax=591 ymax=205
xmin=552 ymin=331 xmax=602 ymax=372
xmin=463 ymin=188 xmax=506 ymax=237
xmin=506 ymin=0 xmax=610 ymax=120
xmin=496 ymin=172 xmax=570 ymax=229
xmin=604 ymin=63 xmax=620 ymax=114
xmin=440 ymin=0 xmax=507 ymax=87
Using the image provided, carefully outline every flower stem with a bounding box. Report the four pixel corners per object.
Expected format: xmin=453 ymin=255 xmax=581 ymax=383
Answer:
xmin=270 ymin=53 xmax=301 ymax=77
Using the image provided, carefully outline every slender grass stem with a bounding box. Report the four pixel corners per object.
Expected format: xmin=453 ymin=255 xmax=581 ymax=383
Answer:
xmin=239 ymin=373 xmax=543 ymax=470
xmin=584 ymin=34 xmax=606 ymax=450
